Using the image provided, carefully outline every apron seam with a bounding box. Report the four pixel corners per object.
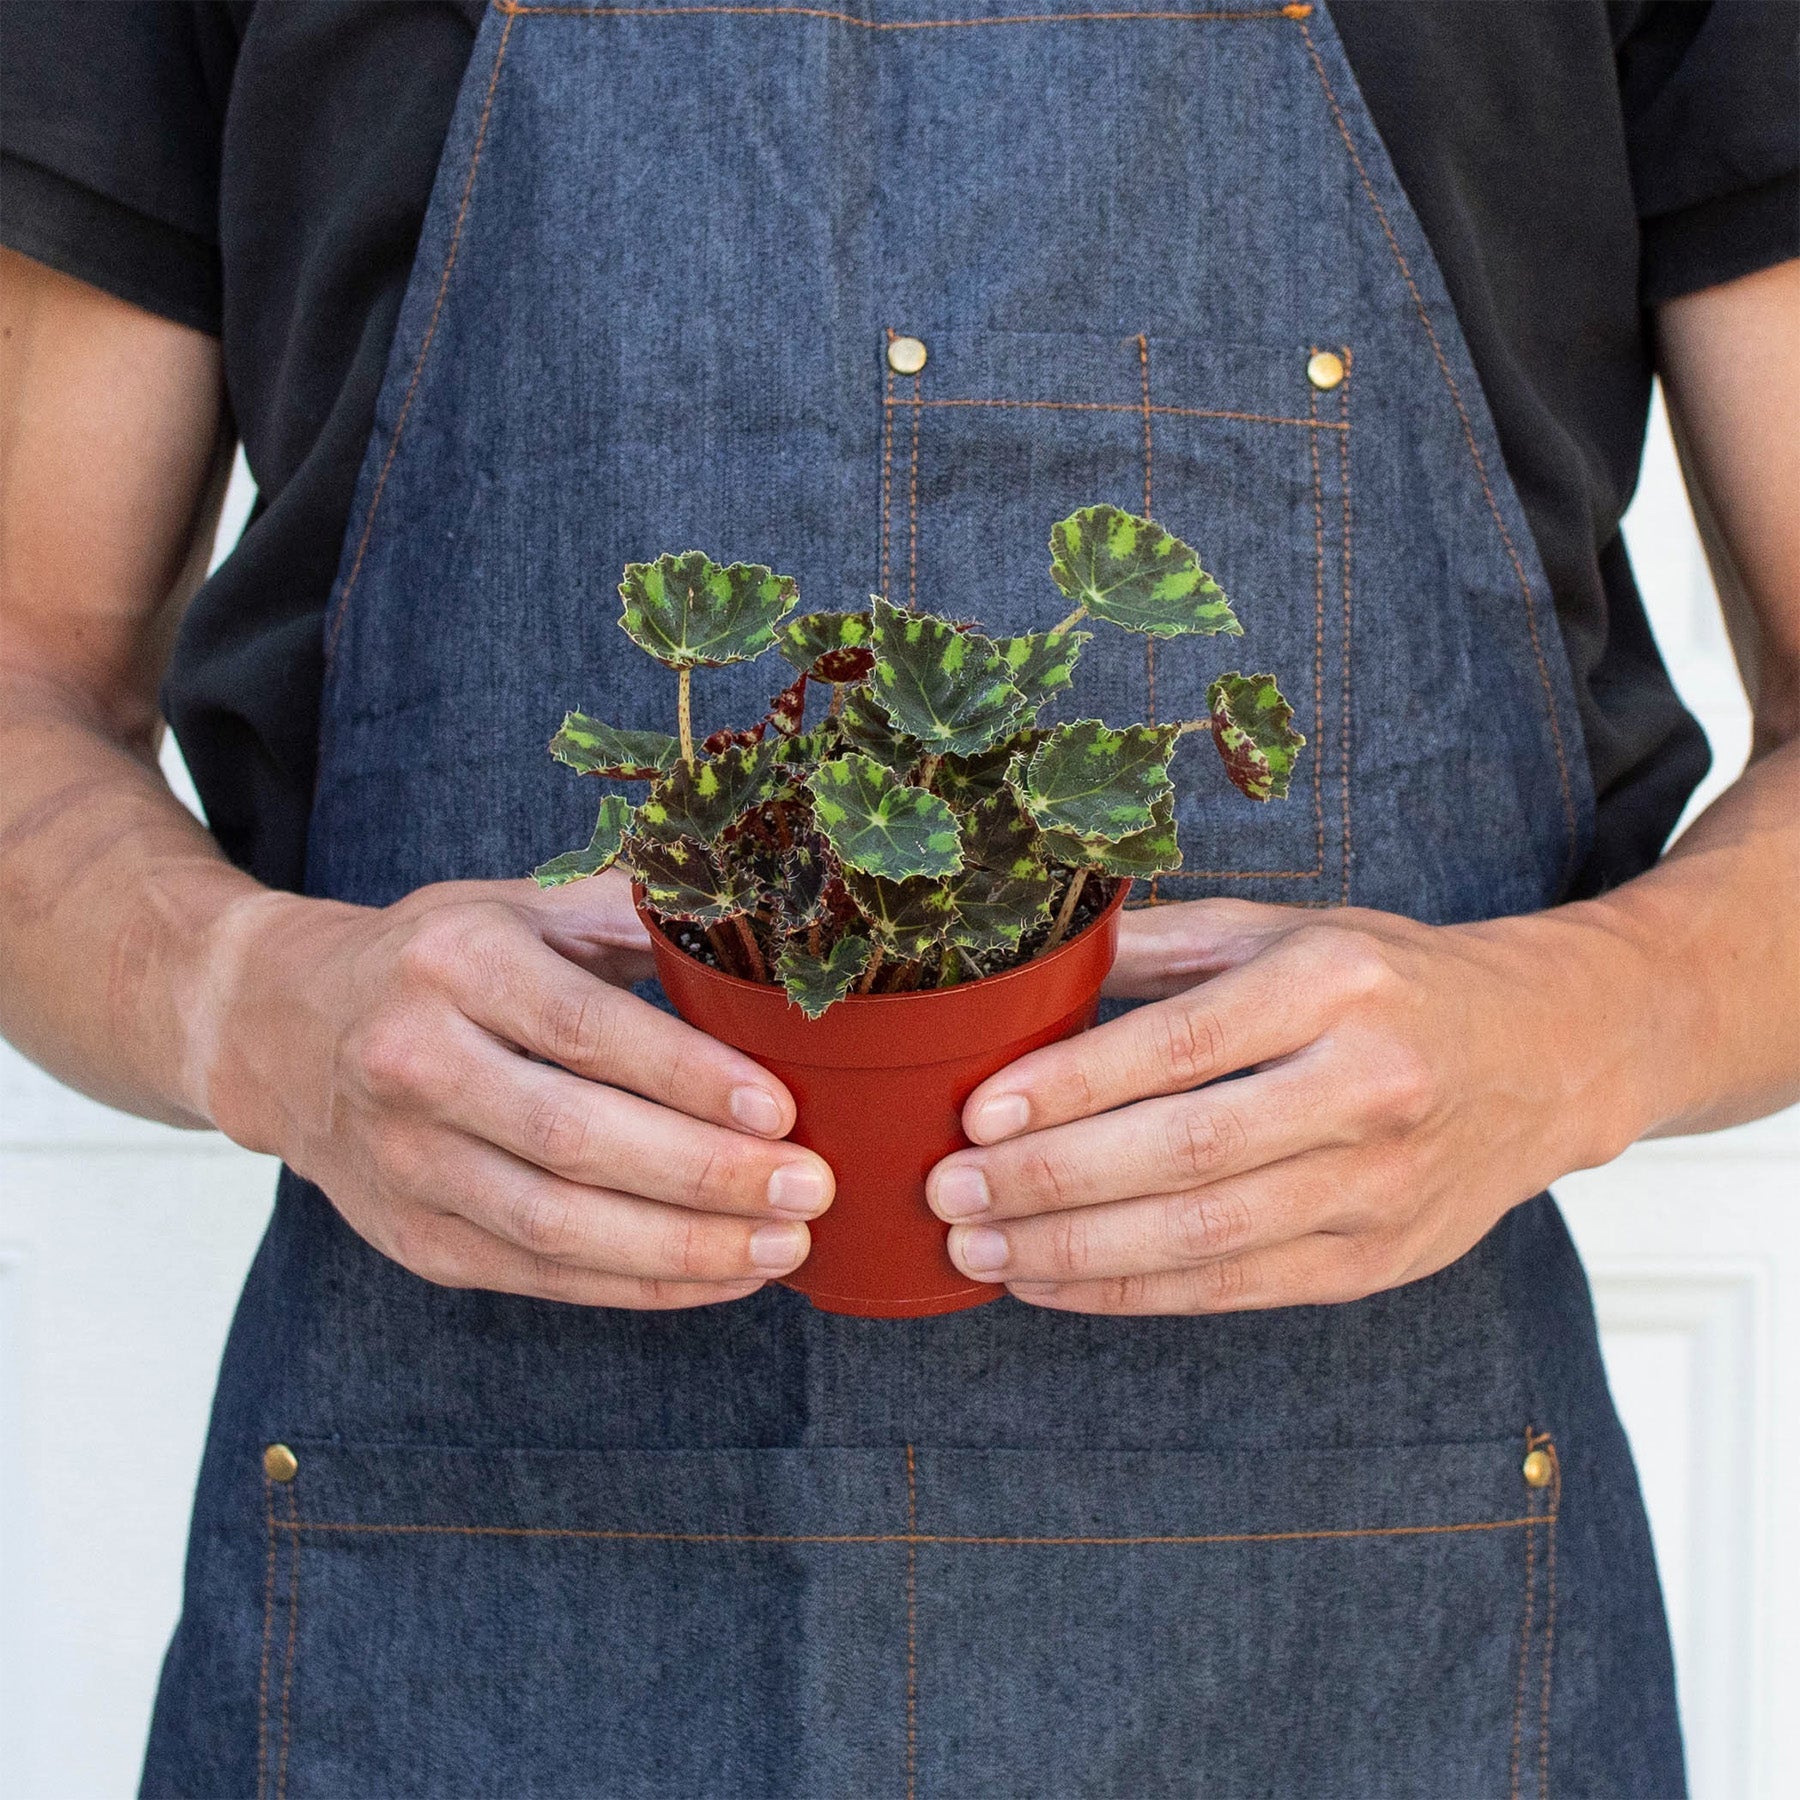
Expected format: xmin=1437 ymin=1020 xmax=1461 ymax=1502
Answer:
xmin=276 ymin=1482 xmax=301 ymax=1800
xmin=1536 ymin=1434 xmax=1562 ymax=1799
xmin=324 ymin=7 xmax=516 ymax=666
xmin=905 ymin=1442 xmax=919 ymax=1800
xmin=906 ymin=397 xmax=1340 ymax=430
xmin=257 ymin=1476 xmax=277 ymax=1800
xmin=496 ymin=3 xmax=1312 ymax=26
xmin=908 ymin=371 xmax=923 ymax=610
xmin=1295 ymin=16 xmax=1580 ymax=884
xmin=881 ymin=331 xmax=897 ymax=598
xmin=1336 ymin=347 xmax=1353 ymax=904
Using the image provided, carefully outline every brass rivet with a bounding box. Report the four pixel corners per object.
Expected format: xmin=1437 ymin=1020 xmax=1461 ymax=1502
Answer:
xmin=263 ymin=1443 xmax=299 ymax=1484
xmin=1522 ymin=1448 xmax=1553 ymax=1490
xmin=887 ymin=335 xmax=928 ymax=376
xmin=1306 ymin=349 xmax=1345 ymax=391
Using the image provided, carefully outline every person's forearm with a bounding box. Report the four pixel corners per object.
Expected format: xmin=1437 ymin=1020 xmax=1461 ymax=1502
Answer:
xmin=0 ymin=670 xmax=277 ymax=1126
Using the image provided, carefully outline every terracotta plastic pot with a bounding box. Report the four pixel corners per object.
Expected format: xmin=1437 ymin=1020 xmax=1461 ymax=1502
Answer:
xmin=643 ymin=880 xmax=1128 ymax=1318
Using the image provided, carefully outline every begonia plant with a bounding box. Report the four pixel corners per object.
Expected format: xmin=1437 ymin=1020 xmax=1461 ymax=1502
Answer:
xmin=534 ymin=505 xmax=1303 ymax=1016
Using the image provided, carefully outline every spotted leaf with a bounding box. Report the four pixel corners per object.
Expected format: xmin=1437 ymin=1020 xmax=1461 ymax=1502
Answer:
xmin=1048 ymin=506 xmax=1239 ymax=638
xmin=776 ymin=934 xmax=873 ymax=1019
xmin=933 ymin=731 xmax=1042 ymax=806
xmin=959 ymin=786 xmax=1045 ymax=878
xmin=992 ymin=629 xmax=1090 ymax=711
xmin=1015 ymin=719 xmax=1178 ymax=844
xmin=868 ymin=597 xmax=1024 ymax=756
xmin=1207 ymin=671 xmax=1306 ymax=801
xmin=532 ymin=795 xmax=634 ymax=887
xmin=1041 ymin=795 xmax=1182 ymax=877
xmin=636 ymin=740 xmax=786 ymax=844
xmin=549 ymin=713 xmax=680 ymax=781
xmin=806 ymin=753 xmax=965 ymax=880
xmin=776 ymin=839 xmax=834 ymax=932
xmin=841 ymin=869 xmax=955 ymax=959
xmin=776 ymin=608 xmax=877 ymax=684
xmin=618 ymin=551 xmax=799 ymax=669
xmin=836 ymin=685 xmax=922 ymax=769
xmin=627 ymin=832 xmax=756 ymax=922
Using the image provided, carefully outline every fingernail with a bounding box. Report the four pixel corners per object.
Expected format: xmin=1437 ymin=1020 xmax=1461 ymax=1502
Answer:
xmin=970 ymin=1094 xmax=1031 ymax=1142
xmin=931 ymin=1163 xmax=992 ymax=1221
xmin=953 ymin=1225 xmax=1010 ymax=1276
xmin=730 ymin=1086 xmax=785 ymax=1136
xmin=767 ymin=1164 xmax=832 ymax=1217
xmin=749 ymin=1222 xmax=808 ymax=1271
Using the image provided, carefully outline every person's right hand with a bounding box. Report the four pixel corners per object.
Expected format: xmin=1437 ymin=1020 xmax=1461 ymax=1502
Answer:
xmin=192 ymin=868 xmax=833 ymax=1308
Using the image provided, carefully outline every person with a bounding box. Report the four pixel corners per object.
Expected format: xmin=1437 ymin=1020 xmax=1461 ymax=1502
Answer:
xmin=2 ymin=0 xmax=1796 ymax=1792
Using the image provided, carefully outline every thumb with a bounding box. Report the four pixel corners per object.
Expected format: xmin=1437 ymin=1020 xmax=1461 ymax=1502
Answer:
xmin=1104 ymin=896 xmax=1312 ymax=999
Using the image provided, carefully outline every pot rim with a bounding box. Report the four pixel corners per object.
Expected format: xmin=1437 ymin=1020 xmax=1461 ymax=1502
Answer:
xmin=634 ymin=875 xmax=1129 ymax=1008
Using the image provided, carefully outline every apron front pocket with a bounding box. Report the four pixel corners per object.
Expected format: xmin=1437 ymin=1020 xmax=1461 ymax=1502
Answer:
xmin=889 ymin=325 xmax=1352 ymax=904
xmin=253 ymin=1433 xmax=1558 ymax=1798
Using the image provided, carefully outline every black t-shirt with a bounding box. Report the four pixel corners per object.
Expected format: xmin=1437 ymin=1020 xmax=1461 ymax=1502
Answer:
xmin=4 ymin=0 xmax=1796 ymax=897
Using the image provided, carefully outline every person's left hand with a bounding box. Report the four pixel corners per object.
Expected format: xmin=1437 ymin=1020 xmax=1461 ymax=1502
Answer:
xmin=925 ymin=897 xmax=1657 ymax=1314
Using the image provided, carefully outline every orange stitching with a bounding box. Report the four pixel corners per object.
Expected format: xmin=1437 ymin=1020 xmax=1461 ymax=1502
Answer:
xmin=1305 ymin=370 xmax=1326 ymax=878
xmin=1137 ymin=335 xmax=1153 ymax=515
xmin=257 ymin=1478 xmax=276 ymax=1800
xmin=1296 ymin=20 xmax=1578 ymax=881
xmin=276 ymin=1483 xmax=300 ymax=1800
xmin=1336 ymin=348 xmax=1353 ymax=905
xmin=905 ymin=1444 xmax=919 ymax=1800
xmin=500 ymin=2 xmax=1308 ymax=26
xmin=907 ymin=373 xmax=922 ymax=610
xmin=889 ymin=395 xmax=1342 ymax=431
xmin=325 ymin=9 xmax=515 ymax=661
xmin=881 ymin=332 xmax=896 ymax=598
xmin=1538 ymin=1442 xmax=1561 ymax=1799
xmin=1508 ymin=1433 xmax=1542 ymax=1800
xmin=278 ymin=1514 xmax=1550 ymax=1546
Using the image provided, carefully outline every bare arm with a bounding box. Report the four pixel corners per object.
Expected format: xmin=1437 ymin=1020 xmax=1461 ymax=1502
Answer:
xmin=0 ymin=251 xmax=832 ymax=1305
xmin=925 ymin=258 xmax=1800 ymax=1314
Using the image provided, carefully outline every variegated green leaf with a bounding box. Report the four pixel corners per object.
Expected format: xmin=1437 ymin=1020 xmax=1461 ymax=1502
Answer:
xmin=1015 ymin=719 xmax=1179 ymax=844
xmin=933 ymin=731 xmax=1042 ymax=806
xmin=617 ymin=551 xmax=799 ymax=669
xmin=627 ymin=831 xmax=755 ymax=922
xmin=959 ymin=786 xmax=1045 ymax=878
xmin=946 ymin=865 xmax=1054 ymax=954
xmin=776 ymin=608 xmax=876 ymax=683
xmin=776 ymin=933 xmax=872 ymax=1018
xmin=1048 ymin=505 xmax=1240 ymax=638
xmin=777 ymin=717 xmax=846 ymax=767
xmin=841 ymin=869 xmax=955 ymax=959
xmin=1041 ymin=796 xmax=1182 ymax=877
xmin=807 ymin=753 xmax=964 ymax=880
xmin=836 ymin=685 xmax=921 ymax=768
xmin=532 ymin=795 xmax=634 ymax=887
xmin=1207 ymin=671 xmax=1306 ymax=801
xmin=776 ymin=839 xmax=833 ymax=932
xmin=992 ymin=629 xmax=1090 ymax=710
xmin=549 ymin=712 xmax=681 ymax=781
xmin=635 ymin=740 xmax=786 ymax=844
xmin=868 ymin=598 xmax=1024 ymax=756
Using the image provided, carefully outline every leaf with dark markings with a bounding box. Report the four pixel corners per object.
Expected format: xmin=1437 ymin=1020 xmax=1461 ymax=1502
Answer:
xmin=635 ymin=740 xmax=787 ymax=844
xmin=1015 ymin=719 xmax=1178 ymax=843
xmin=776 ymin=608 xmax=876 ymax=683
xmin=836 ymin=685 xmax=922 ymax=768
xmin=841 ymin=869 xmax=955 ymax=959
xmin=1049 ymin=505 xmax=1239 ymax=637
xmin=807 ymin=753 xmax=965 ymax=880
xmin=550 ymin=713 xmax=681 ymax=780
xmin=868 ymin=597 xmax=1024 ymax=756
xmin=1041 ymin=795 xmax=1182 ymax=876
xmin=776 ymin=934 xmax=873 ymax=1018
xmin=1207 ymin=670 xmax=1305 ymax=801
xmin=532 ymin=795 xmax=634 ymax=887
xmin=627 ymin=832 xmax=755 ymax=921
xmin=618 ymin=551 xmax=798 ymax=668
xmin=933 ymin=732 xmax=1042 ymax=806
xmin=991 ymin=629 xmax=1090 ymax=711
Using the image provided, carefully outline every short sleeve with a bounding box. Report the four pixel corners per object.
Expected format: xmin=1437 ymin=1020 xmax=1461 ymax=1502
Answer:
xmin=1615 ymin=0 xmax=1800 ymax=306
xmin=0 ymin=0 xmax=240 ymax=333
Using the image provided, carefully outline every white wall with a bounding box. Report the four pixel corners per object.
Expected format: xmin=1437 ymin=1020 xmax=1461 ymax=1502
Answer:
xmin=1 ymin=416 xmax=1795 ymax=1797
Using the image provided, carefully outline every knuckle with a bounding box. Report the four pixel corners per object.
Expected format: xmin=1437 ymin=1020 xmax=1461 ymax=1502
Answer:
xmin=500 ymin=1182 xmax=579 ymax=1258
xmin=521 ymin=1092 xmax=595 ymax=1169
xmin=1168 ymin=1102 xmax=1248 ymax=1181
xmin=1151 ymin=998 xmax=1227 ymax=1089
xmin=1013 ymin=1141 xmax=1075 ymax=1211
xmin=665 ymin=1210 xmax=716 ymax=1281
xmin=683 ymin=1140 xmax=749 ymax=1209
xmin=1045 ymin=1210 xmax=1098 ymax=1280
xmin=1368 ymin=1047 xmax=1436 ymax=1132
xmin=370 ymin=1126 xmax=430 ymax=1196
xmin=1195 ymin=1254 xmax=1252 ymax=1309
xmin=536 ymin=984 xmax=617 ymax=1073
xmin=1167 ymin=1186 xmax=1255 ymax=1262
xmin=353 ymin=1013 xmax=431 ymax=1104
xmin=393 ymin=908 xmax=479 ymax=987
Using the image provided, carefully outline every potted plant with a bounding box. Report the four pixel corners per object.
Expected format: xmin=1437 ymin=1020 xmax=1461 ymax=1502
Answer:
xmin=533 ymin=504 xmax=1303 ymax=1316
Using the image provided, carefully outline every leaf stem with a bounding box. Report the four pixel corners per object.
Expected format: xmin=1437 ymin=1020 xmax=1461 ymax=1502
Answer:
xmin=914 ymin=753 xmax=941 ymax=790
xmin=1042 ymin=867 xmax=1088 ymax=954
xmin=1050 ymin=604 xmax=1089 ymax=638
xmin=677 ymin=667 xmax=695 ymax=763
xmin=704 ymin=921 xmax=743 ymax=976
xmin=828 ymin=684 xmax=846 ymax=719
xmin=935 ymin=943 xmax=960 ymax=988
xmin=1174 ymin=717 xmax=1212 ymax=737
xmin=855 ymin=944 xmax=886 ymax=994
xmin=731 ymin=913 xmax=768 ymax=983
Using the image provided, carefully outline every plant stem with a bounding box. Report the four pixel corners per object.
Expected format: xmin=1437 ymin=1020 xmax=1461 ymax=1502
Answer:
xmin=1049 ymin=604 xmax=1089 ymax=638
xmin=914 ymin=753 xmax=941 ymax=790
xmin=935 ymin=943 xmax=961 ymax=988
xmin=1174 ymin=717 xmax=1212 ymax=737
xmin=828 ymin=684 xmax=846 ymax=718
xmin=856 ymin=944 xmax=886 ymax=994
xmin=1042 ymin=867 xmax=1088 ymax=953
xmin=704 ymin=921 xmax=743 ymax=976
xmin=732 ymin=913 xmax=767 ymax=983
xmin=677 ymin=667 xmax=695 ymax=763
xmin=807 ymin=919 xmax=822 ymax=957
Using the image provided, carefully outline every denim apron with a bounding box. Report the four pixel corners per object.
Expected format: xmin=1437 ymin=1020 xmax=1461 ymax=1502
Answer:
xmin=145 ymin=3 xmax=1686 ymax=1794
